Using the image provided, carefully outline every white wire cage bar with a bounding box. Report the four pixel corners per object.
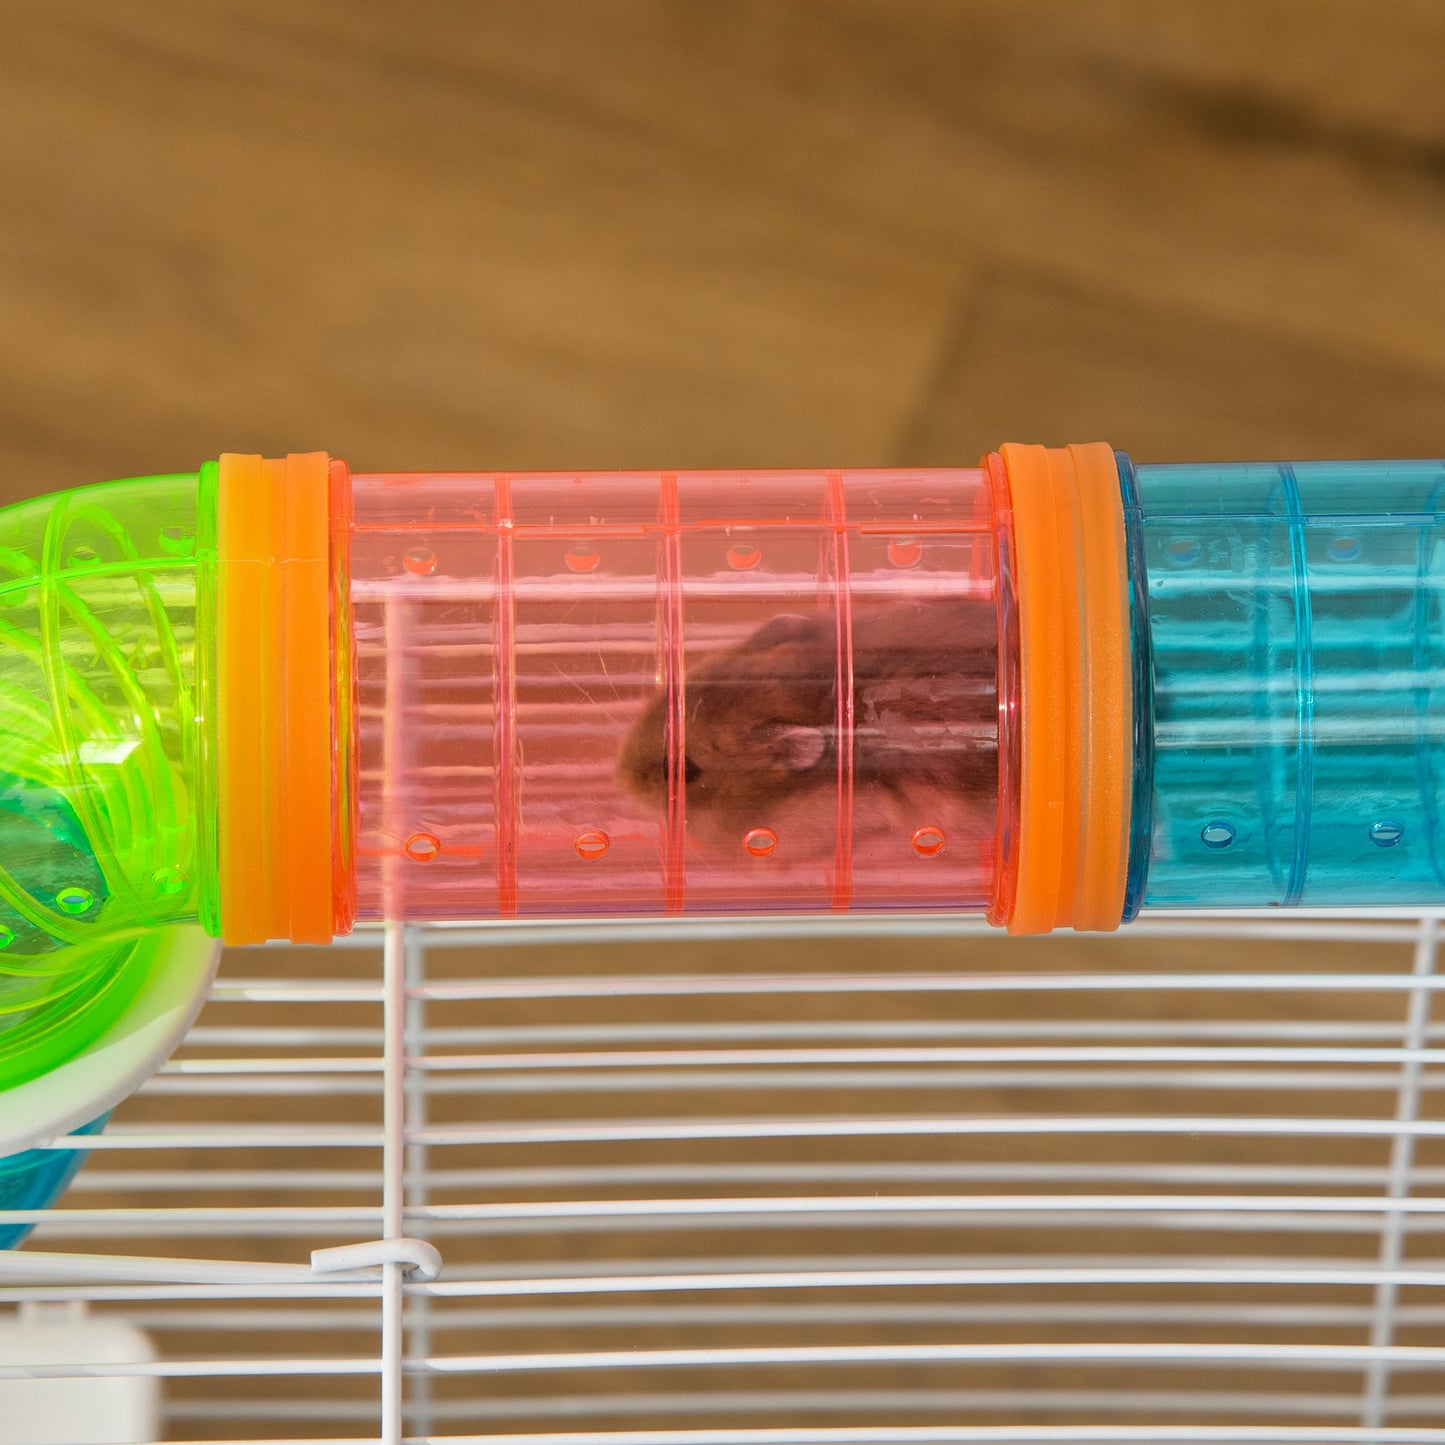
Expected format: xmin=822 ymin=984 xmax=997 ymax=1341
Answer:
xmin=2 ymin=909 xmax=1444 ymax=1445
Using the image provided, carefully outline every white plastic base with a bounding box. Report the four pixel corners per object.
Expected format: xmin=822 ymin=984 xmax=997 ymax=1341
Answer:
xmin=0 ymin=925 xmax=220 ymax=1159
xmin=0 ymin=1309 xmax=158 ymax=1445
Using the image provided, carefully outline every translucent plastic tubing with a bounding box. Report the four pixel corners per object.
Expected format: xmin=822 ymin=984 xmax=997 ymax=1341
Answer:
xmin=2 ymin=444 xmax=1445 ymax=1087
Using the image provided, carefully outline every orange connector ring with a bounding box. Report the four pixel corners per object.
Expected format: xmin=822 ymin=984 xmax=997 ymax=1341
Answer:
xmin=989 ymin=443 xmax=1133 ymax=935
xmin=215 ymin=453 xmax=337 ymax=945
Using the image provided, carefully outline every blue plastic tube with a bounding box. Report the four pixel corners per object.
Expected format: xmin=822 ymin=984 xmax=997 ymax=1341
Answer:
xmin=1120 ymin=456 xmax=1445 ymax=912
xmin=0 ymin=1114 xmax=105 ymax=1248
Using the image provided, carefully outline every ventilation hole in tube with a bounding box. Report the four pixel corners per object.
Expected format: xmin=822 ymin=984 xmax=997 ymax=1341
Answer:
xmin=1328 ymin=536 xmax=1363 ymax=562
xmin=1200 ymin=821 xmax=1236 ymax=850
xmin=888 ymin=537 xmax=923 ymax=568
xmin=565 ymin=546 xmax=600 ymax=573
xmin=403 ymin=547 xmax=437 ymax=576
xmin=405 ymin=832 xmax=440 ymax=862
xmin=727 ymin=543 xmax=762 ymax=571
xmin=1165 ymin=538 xmax=1201 ymax=566
xmin=1370 ymin=820 xmax=1404 ymax=848
xmin=574 ymin=830 xmax=610 ymax=860
xmin=55 ymin=886 xmax=96 ymax=915
xmin=159 ymin=526 xmax=195 ymax=556
xmin=744 ymin=827 xmax=778 ymax=858
xmin=911 ymin=825 xmax=946 ymax=856
xmin=151 ymin=866 xmax=188 ymax=896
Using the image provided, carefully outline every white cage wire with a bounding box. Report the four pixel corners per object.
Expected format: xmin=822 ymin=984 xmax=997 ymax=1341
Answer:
xmin=2 ymin=908 xmax=1445 ymax=1444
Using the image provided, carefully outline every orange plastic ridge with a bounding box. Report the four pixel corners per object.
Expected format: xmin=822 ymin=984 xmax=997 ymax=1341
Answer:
xmin=328 ymin=458 xmax=358 ymax=937
xmin=991 ymin=443 xmax=1132 ymax=935
xmin=216 ymin=453 xmax=336 ymax=945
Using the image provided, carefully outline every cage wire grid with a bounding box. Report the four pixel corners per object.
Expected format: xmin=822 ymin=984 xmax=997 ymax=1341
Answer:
xmin=3 ymin=910 xmax=1445 ymax=1443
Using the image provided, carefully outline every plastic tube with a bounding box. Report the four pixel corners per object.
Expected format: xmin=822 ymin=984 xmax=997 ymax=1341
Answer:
xmin=0 ymin=1116 xmax=104 ymax=1248
xmin=1126 ymin=456 xmax=1445 ymax=913
xmin=5 ymin=444 xmax=1445 ymax=1096
xmin=346 ymin=462 xmax=1010 ymax=924
xmin=0 ymin=475 xmax=210 ymax=1095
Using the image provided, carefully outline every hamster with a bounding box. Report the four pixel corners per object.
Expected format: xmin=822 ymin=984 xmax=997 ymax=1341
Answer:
xmin=616 ymin=598 xmax=998 ymax=834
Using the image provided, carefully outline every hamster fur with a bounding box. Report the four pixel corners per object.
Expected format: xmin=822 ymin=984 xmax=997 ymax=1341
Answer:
xmin=617 ymin=598 xmax=997 ymax=834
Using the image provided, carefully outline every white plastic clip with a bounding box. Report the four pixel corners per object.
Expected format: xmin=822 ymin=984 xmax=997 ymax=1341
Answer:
xmin=309 ymin=1238 xmax=443 ymax=1282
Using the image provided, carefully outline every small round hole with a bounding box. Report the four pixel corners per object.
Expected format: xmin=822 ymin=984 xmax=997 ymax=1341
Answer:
xmin=727 ymin=543 xmax=762 ymax=571
xmin=575 ymin=830 xmax=610 ymax=860
xmin=1165 ymin=538 xmax=1201 ymax=567
xmin=405 ymin=831 xmax=440 ymax=862
xmin=159 ymin=526 xmax=195 ymax=556
xmin=888 ymin=537 xmax=923 ymax=568
xmin=151 ymin=865 xmax=188 ymax=896
xmin=565 ymin=546 xmax=600 ymax=573
xmin=403 ymin=547 xmax=437 ymax=576
xmin=55 ymin=886 xmax=96 ymax=915
xmin=1370 ymin=819 xmax=1404 ymax=848
xmin=1328 ymin=536 xmax=1363 ymax=562
xmin=911 ymin=825 xmax=946 ymax=856
xmin=67 ymin=545 xmax=99 ymax=567
xmin=744 ymin=827 xmax=778 ymax=858
xmin=1200 ymin=821 xmax=1236 ymax=850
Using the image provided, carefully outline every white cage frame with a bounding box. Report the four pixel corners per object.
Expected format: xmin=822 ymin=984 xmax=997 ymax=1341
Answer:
xmin=2 ymin=909 xmax=1445 ymax=1445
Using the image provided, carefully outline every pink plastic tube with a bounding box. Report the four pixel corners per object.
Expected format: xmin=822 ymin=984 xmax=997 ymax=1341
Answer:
xmin=345 ymin=467 xmax=1013 ymax=920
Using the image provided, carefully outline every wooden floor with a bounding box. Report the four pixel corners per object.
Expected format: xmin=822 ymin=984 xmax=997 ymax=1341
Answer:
xmin=3 ymin=0 xmax=1445 ymax=499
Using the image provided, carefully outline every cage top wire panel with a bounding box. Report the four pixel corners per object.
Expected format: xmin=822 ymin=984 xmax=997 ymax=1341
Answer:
xmin=2 ymin=908 xmax=1445 ymax=1445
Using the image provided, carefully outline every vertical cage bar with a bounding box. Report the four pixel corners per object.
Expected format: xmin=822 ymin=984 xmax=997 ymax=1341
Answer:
xmin=402 ymin=924 xmax=433 ymax=1438
xmin=1361 ymin=913 xmax=1438 ymax=1431
xmin=379 ymin=919 xmax=407 ymax=1445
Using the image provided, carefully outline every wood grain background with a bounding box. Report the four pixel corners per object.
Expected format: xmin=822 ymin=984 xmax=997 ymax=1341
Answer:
xmin=3 ymin=1 xmax=1444 ymax=499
